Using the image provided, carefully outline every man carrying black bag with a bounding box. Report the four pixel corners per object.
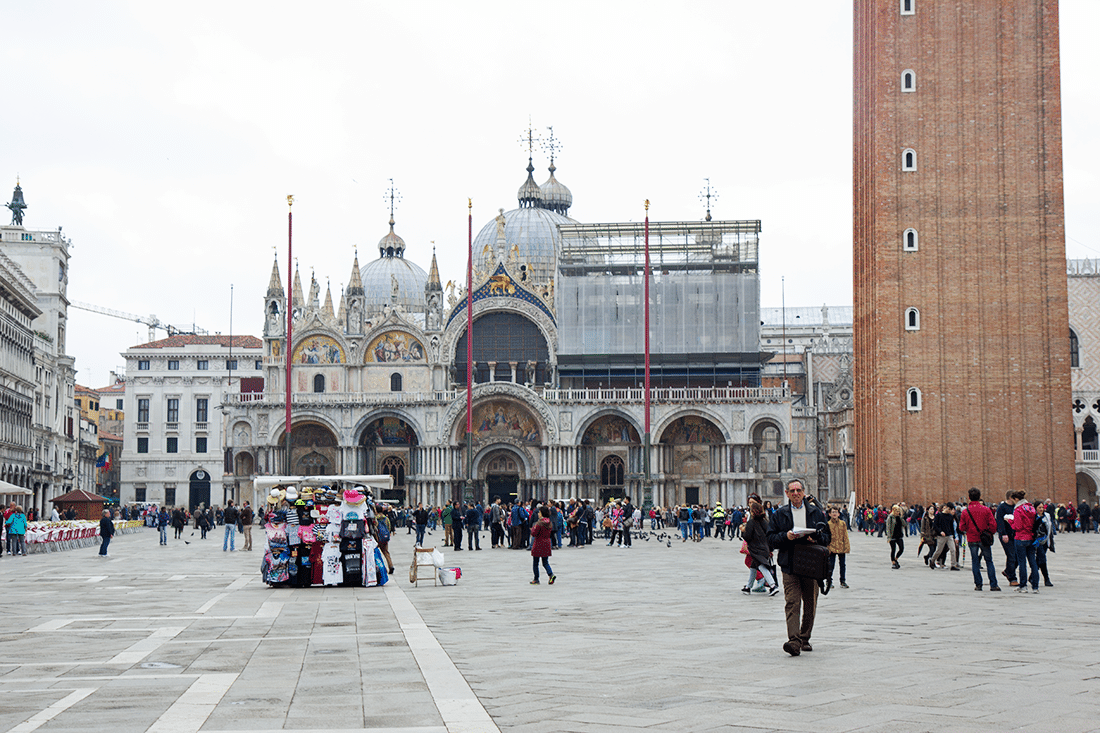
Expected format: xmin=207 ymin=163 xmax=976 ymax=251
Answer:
xmin=767 ymin=479 xmax=831 ymax=657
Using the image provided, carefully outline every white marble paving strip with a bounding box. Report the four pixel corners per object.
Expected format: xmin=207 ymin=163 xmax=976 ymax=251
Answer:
xmin=8 ymin=687 xmax=95 ymax=733
xmin=83 ymin=575 xmax=108 ymax=583
xmin=147 ymin=673 xmax=237 ymax=733
xmin=384 ymin=583 xmax=501 ymax=733
xmin=224 ymin=576 xmax=250 ymax=591
xmin=203 ymin=729 xmax=446 ymax=733
xmin=254 ymin=600 xmax=282 ymax=618
xmin=108 ymin=626 xmax=186 ymax=664
xmin=195 ymin=593 xmax=227 ymax=614
xmin=27 ymin=619 xmax=72 ymax=632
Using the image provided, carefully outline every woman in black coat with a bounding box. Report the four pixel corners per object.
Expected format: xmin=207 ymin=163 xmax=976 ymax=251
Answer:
xmin=741 ymin=500 xmax=779 ymax=596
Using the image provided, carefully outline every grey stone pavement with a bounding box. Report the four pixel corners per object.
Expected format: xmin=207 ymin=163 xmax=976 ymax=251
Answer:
xmin=1 ymin=523 xmax=1098 ymax=733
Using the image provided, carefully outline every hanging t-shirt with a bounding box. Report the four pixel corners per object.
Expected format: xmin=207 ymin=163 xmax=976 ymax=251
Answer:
xmin=363 ymin=536 xmax=379 ymax=587
xmin=322 ymin=543 xmax=342 ymax=586
xmin=341 ymin=538 xmax=363 ymax=586
xmin=310 ymin=541 xmax=325 ymax=586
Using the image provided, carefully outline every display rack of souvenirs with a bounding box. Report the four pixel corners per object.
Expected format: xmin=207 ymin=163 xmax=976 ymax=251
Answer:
xmin=259 ymin=478 xmax=392 ymax=588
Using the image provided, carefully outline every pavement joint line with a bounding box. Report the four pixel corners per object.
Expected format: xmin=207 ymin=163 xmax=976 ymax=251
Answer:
xmin=108 ymin=625 xmax=186 ymax=664
xmin=83 ymin=575 xmax=108 ymax=583
xmin=195 ymin=593 xmax=227 ymax=614
xmin=383 ymin=581 xmax=501 ymax=733
xmin=225 ymin=576 xmax=251 ymax=591
xmin=146 ymin=672 xmax=238 ymax=733
xmin=7 ymin=687 xmax=95 ymax=733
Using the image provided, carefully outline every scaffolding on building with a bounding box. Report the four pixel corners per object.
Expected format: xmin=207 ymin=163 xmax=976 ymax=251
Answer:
xmin=557 ymin=219 xmax=760 ymax=276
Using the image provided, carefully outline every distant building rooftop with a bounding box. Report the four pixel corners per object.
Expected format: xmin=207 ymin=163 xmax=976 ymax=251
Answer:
xmin=131 ymin=335 xmax=262 ymax=350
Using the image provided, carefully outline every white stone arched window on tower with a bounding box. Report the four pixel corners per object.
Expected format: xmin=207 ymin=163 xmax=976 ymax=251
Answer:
xmin=905 ymin=307 xmax=920 ymax=331
xmin=902 ymin=148 xmax=917 ymax=171
xmin=907 ymin=387 xmax=922 ymax=411
xmin=900 ymin=0 xmax=915 ymax=15
xmin=902 ymin=69 xmax=916 ymax=92
xmin=903 ymin=228 xmax=919 ymax=251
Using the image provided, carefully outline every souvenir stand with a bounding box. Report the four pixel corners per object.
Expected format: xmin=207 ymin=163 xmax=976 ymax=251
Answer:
xmin=254 ymin=475 xmax=394 ymax=589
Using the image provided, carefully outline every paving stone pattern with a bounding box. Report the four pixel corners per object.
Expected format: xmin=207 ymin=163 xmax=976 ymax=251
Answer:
xmin=0 ymin=525 xmax=1097 ymax=732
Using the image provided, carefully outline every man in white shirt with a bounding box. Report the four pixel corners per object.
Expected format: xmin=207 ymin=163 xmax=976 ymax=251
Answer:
xmin=766 ymin=479 xmax=830 ymax=657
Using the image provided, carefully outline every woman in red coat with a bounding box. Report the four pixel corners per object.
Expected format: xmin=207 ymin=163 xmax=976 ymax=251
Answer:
xmin=530 ymin=505 xmax=556 ymax=585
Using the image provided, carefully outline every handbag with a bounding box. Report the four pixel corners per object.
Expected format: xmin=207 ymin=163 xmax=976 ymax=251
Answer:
xmin=622 ymin=517 xmax=633 ymax=529
xmin=790 ymin=542 xmax=830 ymax=580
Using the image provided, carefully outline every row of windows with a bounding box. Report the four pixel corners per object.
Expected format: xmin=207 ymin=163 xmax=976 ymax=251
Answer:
xmin=138 ymin=359 xmax=260 ymax=371
xmin=136 ymin=397 xmax=208 ymax=423
xmin=136 ymin=436 xmax=207 ymax=454
xmin=311 ymin=373 xmax=403 ymax=393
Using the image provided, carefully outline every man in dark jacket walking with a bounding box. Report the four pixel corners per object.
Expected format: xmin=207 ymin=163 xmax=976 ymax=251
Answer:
xmin=99 ymin=509 xmax=115 ymax=557
xmin=464 ymin=503 xmax=482 ymax=550
xmin=767 ymin=479 xmax=830 ymax=657
xmin=995 ymin=491 xmax=1020 ymax=586
xmin=222 ymin=500 xmax=239 ymax=552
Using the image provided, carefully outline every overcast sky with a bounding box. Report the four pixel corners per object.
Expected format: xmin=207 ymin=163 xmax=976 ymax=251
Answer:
xmin=3 ymin=1 xmax=1099 ymax=388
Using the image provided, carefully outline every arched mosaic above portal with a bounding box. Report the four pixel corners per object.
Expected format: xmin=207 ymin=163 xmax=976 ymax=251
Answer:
xmin=366 ymin=331 xmax=425 ymax=363
xmin=362 ymin=417 xmax=419 ymax=446
xmin=293 ymin=335 xmax=345 ymax=364
xmin=581 ymin=415 xmax=640 ymax=445
xmin=461 ymin=400 xmax=541 ymax=445
xmin=660 ymin=415 xmax=723 ymax=444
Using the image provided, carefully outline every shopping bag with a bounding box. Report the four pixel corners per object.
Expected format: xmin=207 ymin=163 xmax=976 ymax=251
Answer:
xmin=431 ymin=549 xmax=445 ymax=568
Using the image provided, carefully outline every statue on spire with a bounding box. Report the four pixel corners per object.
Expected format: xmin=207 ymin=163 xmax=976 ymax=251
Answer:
xmin=7 ymin=179 xmax=27 ymax=226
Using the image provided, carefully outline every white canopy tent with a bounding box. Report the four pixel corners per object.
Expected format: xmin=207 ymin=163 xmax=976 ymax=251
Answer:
xmin=0 ymin=479 xmax=32 ymax=496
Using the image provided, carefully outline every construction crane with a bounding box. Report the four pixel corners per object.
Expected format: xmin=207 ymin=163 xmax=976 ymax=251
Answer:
xmin=70 ymin=301 xmax=208 ymax=342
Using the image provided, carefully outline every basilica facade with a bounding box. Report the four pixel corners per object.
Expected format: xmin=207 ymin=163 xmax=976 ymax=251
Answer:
xmin=222 ymin=158 xmax=813 ymax=509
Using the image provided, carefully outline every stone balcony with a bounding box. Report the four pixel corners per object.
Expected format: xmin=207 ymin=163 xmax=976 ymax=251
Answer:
xmin=222 ymin=385 xmax=790 ymax=408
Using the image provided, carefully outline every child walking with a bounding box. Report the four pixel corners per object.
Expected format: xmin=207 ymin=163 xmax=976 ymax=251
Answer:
xmin=827 ymin=505 xmax=850 ymax=589
xmin=530 ymin=505 xmax=556 ymax=584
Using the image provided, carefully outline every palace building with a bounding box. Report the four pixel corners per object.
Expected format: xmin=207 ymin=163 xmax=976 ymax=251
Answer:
xmin=215 ymin=153 xmax=819 ymax=511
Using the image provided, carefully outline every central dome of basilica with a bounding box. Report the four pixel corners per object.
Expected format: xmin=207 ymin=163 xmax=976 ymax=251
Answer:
xmin=472 ymin=158 xmax=576 ymax=284
xmin=361 ymin=217 xmax=428 ymax=314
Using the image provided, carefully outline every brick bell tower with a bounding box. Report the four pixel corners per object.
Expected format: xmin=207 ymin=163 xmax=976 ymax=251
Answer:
xmin=853 ymin=0 xmax=1074 ymax=506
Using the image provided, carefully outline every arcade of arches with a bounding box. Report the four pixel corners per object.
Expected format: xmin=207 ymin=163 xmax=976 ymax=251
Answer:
xmin=260 ymin=409 xmax=791 ymax=509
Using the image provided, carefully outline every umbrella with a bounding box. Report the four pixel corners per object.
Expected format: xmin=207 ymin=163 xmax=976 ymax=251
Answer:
xmin=0 ymin=479 xmax=31 ymax=495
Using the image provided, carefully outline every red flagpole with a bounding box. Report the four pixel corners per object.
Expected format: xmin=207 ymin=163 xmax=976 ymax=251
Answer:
xmin=465 ymin=199 xmax=474 ymax=497
xmin=643 ymin=200 xmax=652 ymax=503
xmin=285 ymin=196 xmax=294 ymax=472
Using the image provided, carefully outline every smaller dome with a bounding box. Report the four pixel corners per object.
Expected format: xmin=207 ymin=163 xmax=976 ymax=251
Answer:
xmin=378 ymin=217 xmax=405 ymax=257
xmin=517 ymin=159 xmax=543 ymax=209
xmin=540 ymin=162 xmax=572 ymax=216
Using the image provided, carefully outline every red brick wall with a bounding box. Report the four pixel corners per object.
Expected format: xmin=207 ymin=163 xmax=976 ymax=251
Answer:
xmin=854 ymin=1 xmax=1073 ymax=506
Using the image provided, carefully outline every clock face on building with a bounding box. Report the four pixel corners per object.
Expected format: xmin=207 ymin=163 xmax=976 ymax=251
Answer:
xmin=196 ymin=471 xmax=206 ymax=480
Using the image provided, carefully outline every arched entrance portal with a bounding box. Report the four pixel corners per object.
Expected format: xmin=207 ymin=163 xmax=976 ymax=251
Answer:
xmin=659 ymin=414 xmax=724 ymax=506
xmin=189 ymin=469 xmax=211 ymax=511
xmin=479 ymin=448 xmax=525 ymax=505
xmin=360 ymin=416 xmax=418 ymax=503
xmin=1077 ymin=471 xmax=1097 ymax=504
xmin=280 ymin=422 xmax=340 ymax=476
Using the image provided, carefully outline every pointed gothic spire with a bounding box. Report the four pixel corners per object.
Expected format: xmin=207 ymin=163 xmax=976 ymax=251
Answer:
xmin=322 ymin=281 xmax=335 ymax=320
xmin=337 ymin=290 xmax=347 ymax=325
xmin=347 ymin=251 xmax=364 ymax=296
xmin=426 ymin=246 xmax=442 ymax=292
xmin=292 ymin=265 xmax=304 ymax=307
xmin=267 ymin=256 xmax=284 ymax=297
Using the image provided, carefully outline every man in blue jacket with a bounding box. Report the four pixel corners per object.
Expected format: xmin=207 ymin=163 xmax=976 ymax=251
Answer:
xmin=766 ymin=479 xmax=830 ymax=657
xmin=464 ymin=503 xmax=482 ymax=550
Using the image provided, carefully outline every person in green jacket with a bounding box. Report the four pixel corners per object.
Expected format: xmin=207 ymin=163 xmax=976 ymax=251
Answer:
xmin=442 ymin=501 xmax=454 ymax=547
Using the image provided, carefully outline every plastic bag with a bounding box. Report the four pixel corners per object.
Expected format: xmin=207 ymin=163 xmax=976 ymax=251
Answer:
xmin=431 ymin=549 xmax=445 ymax=568
xmin=439 ymin=567 xmax=458 ymax=585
